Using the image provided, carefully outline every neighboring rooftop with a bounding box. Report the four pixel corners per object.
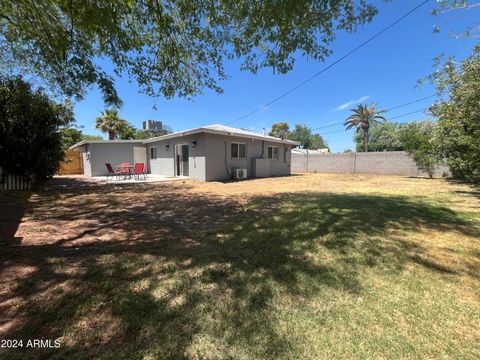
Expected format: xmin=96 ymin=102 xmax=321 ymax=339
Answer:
xmin=70 ymin=124 xmax=299 ymax=149
xmin=292 ymin=148 xmax=330 ymax=154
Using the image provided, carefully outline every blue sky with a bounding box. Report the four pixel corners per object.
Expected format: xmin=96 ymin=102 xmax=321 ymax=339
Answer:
xmin=73 ymin=1 xmax=479 ymax=152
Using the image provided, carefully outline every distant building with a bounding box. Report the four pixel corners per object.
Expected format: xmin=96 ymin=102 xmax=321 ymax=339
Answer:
xmin=142 ymin=120 xmax=173 ymax=134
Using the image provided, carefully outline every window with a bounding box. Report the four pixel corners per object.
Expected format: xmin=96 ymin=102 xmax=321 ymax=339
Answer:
xmin=231 ymin=143 xmax=246 ymax=159
xmin=150 ymin=146 xmax=157 ymax=159
xmin=267 ymin=146 xmax=279 ymax=160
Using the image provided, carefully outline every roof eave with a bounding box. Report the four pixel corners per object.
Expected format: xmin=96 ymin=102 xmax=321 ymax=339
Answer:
xmin=68 ymin=139 xmax=145 ymax=150
xmin=69 ymin=140 xmax=86 ymax=150
xmin=142 ymin=128 xmax=300 ymax=145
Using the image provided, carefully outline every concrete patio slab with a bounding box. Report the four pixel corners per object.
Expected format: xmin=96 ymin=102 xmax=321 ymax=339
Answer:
xmin=93 ymin=174 xmax=189 ymax=184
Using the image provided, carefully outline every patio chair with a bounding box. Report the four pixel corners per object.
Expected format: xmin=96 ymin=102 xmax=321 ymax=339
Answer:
xmin=133 ymin=163 xmax=147 ymax=180
xmin=105 ymin=163 xmax=122 ymax=181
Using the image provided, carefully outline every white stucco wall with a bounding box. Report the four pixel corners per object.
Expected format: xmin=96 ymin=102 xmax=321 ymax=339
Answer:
xmin=204 ymin=133 xmax=293 ymax=181
xmin=88 ymin=142 xmax=145 ymax=176
xmin=147 ymin=133 xmax=206 ymax=181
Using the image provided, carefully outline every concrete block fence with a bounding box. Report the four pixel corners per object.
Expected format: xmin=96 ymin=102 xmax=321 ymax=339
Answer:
xmin=291 ymin=151 xmax=449 ymax=178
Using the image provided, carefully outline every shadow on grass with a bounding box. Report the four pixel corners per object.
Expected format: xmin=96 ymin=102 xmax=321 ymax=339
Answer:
xmin=0 ymin=177 xmax=478 ymax=358
xmin=216 ymin=173 xmax=303 ymax=184
xmin=0 ymin=191 xmax=31 ymax=245
xmin=454 ymin=190 xmax=480 ymax=203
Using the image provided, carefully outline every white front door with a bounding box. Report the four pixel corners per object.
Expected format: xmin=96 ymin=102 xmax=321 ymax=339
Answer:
xmin=133 ymin=147 xmax=147 ymax=165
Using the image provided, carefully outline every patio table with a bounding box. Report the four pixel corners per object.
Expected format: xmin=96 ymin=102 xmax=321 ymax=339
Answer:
xmin=115 ymin=165 xmax=134 ymax=179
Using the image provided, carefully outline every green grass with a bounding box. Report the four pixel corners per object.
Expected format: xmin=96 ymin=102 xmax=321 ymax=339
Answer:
xmin=1 ymin=175 xmax=479 ymax=359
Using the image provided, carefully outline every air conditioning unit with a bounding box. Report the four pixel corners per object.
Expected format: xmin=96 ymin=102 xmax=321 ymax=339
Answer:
xmin=233 ymin=168 xmax=247 ymax=180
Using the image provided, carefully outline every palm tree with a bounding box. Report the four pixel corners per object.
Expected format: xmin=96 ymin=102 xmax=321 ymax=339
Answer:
xmin=95 ymin=109 xmax=129 ymax=140
xmin=344 ymin=104 xmax=386 ymax=152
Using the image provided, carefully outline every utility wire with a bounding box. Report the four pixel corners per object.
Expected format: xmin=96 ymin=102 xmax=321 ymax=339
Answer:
xmin=388 ymin=108 xmax=427 ymax=120
xmin=228 ymin=0 xmax=432 ymax=125
xmin=312 ymin=94 xmax=436 ymax=131
xmin=386 ymin=94 xmax=435 ymax=111
xmin=319 ymin=107 xmax=430 ymax=136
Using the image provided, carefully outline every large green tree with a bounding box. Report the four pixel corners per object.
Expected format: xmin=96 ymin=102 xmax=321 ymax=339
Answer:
xmin=428 ymin=45 xmax=480 ymax=183
xmin=354 ymin=121 xmax=403 ymax=152
xmin=289 ymin=124 xmax=328 ymax=150
xmin=0 ymin=76 xmax=73 ymax=179
xmin=95 ymin=109 xmax=131 ymax=140
xmin=0 ymin=1 xmax=382 ymax=106
xmin=432 ymin=1 xmax=480 ymax=37
xmin=132 ymin=129 xmax=168 ymax=140
xmin=60 ymin=127 xmax=83 ymax=150
xmin=344 ymin=104 xmax=385 ymax=152
xmin=81 ymin=134 xmax=103 ymax=141
xmin=269 ymin=122 xmax=290 ymax=139
xmin=60 ymin=127 xmax=107 ymax=148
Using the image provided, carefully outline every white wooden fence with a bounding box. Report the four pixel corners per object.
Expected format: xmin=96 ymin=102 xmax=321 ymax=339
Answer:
xmin=0 ymin=168 xmax=34 ymax=191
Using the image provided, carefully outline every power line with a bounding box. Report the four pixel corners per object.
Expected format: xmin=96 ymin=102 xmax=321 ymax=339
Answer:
xmin=319 ymin=107 xmax=429 ymax=136
xmin=312 ymin=122 xmax=347 ymax=131
xmin=386 ymin=94 xmax=435 ymax=111
xmin=311 ymin=94 xmax=436 ymax=131
xmin=321 ymin=128 xmax=350 ymax=135
xmin=388 ymin=108 xmax=427 ymax=120
xmin=228 ymin=0 xmax=431 ymax=125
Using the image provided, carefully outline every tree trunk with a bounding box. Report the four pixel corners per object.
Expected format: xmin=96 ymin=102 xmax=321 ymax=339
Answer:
xmin=108 ymin=130 xmax=115 ymax=140
xmin=428 ymin=168 xmax=434 ymax=179
xmin=363 ymin=128 xmax=368 ymax=152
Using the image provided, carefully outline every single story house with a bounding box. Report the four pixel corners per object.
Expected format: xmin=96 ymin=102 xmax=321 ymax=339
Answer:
xmin=69 ymin=124 xmax=299 ymax=181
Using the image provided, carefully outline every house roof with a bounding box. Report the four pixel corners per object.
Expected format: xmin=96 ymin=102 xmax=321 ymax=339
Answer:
xmin=142 ymin=124 xmax=300 ymax=145
xmin=69 ymin=124 xmax=299 ymax=150
xmin=68 ymin=139 xmax=144 ymax=150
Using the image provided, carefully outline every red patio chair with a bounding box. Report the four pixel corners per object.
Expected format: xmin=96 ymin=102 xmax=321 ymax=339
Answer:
xmin=105 ymin=163 xmax=122 ymax=181
xmin=133 ymin=163 xmax=147 ymax=180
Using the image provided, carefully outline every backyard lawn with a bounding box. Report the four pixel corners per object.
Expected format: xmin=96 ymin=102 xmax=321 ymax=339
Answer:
xmin=0 ymin=174 xmax=479 ymax=359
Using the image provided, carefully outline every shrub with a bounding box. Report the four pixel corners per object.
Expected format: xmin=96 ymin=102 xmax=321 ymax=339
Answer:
xmin=0 ymin=76 xmax=73 ymax=181
xmin=398 ymin=121 xmax=444 ymax=179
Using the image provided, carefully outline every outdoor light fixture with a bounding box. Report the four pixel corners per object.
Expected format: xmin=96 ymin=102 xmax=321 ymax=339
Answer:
xmin=191 ymin=140 xmax=197 ymax=148
xmin=165 ymin=144 xmax=170 ymax=150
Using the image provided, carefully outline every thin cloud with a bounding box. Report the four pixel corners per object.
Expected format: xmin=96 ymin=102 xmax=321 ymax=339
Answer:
xmin=334 ymin=95 xmax=370 ymax=111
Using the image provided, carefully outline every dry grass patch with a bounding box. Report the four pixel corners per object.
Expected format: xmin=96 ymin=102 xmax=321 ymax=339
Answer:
xmin=0 ymin=174 xmax=479 ymax=359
